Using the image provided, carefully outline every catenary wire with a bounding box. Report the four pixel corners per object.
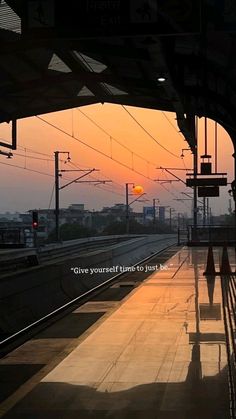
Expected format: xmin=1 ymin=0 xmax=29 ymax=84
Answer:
xmin=36 ymin=116 xmax=191 ymax=210
xmin=121 ymin=105 xmax=181 ymax=158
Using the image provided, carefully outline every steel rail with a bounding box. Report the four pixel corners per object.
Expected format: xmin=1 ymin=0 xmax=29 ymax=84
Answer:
xmin=0 ymin=241 xmax=178 ymax=352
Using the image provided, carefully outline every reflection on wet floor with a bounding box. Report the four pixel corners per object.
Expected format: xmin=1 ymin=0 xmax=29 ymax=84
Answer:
xmin=2 ymin=247 xmax=231 ymax=419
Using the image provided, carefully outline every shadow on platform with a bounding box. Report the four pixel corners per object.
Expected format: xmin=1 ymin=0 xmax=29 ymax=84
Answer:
xmin=2 ymin=364 xmax=230 ymax=419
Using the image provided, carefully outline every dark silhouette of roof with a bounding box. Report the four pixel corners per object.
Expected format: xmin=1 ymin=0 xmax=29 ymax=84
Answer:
xmin=1 ymin=1 xmax=236 ymax=148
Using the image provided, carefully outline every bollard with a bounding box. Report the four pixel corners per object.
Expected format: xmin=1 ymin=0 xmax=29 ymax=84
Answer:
xmin=220 ymin=245 xmax=231 ymax=275
xmin=203 ymin=246 xmax=216 ymax=276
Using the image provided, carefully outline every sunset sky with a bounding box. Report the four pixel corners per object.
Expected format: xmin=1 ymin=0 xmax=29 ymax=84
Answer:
xmin=0 ymin=104 xmax=234 ymax=216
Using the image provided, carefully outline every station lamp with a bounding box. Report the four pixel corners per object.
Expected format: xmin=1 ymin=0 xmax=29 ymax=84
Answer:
xmin=157 ymin=77 xmax=166 ymax=82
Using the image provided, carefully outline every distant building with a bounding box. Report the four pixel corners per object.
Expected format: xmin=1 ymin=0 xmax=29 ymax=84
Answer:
xmin=0 ymin=212 xmax=21 ymax=222
xmin=133 ymin=212 xmax=145 ymax=224
xmin=68 ymin=204 xmax=85 ymax=211
xmin=29 ymin=203 xmax=89 ymax=235
xmin=143 ymin=206 xmax=154 ymax=222
xmin=102 ymin=203 xmax=127 ymax=214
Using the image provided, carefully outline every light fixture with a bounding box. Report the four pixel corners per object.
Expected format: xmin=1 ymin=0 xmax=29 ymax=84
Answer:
xmin=157 ymin=77 xmax=166 ymax=82
xmin=181 ymin=148 xmax=191 ymax=158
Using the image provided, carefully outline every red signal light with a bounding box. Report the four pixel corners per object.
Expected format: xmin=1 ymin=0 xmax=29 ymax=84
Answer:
xmin=32 ymin=211 xmax=39 ymax=230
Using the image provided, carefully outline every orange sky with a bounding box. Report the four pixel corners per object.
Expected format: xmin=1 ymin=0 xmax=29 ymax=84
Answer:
xmin=0 ymin=104 xmax=234 ymax=216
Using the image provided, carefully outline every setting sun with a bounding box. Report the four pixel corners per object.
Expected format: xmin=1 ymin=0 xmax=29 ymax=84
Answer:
xmin=133 ymin=185 xmax=144 ymax=195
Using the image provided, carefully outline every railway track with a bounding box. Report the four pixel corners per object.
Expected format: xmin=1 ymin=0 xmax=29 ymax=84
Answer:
xmin=0 ymin=236 xmax=131 ymax=275
xmin=0 ymin=243 xmax=179 ymax=358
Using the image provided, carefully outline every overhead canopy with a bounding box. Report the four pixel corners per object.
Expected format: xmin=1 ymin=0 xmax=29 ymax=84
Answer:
xmin=1 ymin=0 xmax=236 ymax=148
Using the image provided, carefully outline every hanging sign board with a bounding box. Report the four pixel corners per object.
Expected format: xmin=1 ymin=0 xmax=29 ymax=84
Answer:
xmin=198 ymin=186 xmax=220 ymax=197
xmin=22 ymin=0 xmax=201 ymax=38
xmin=186 ymin=178 xmax=227 ymax=187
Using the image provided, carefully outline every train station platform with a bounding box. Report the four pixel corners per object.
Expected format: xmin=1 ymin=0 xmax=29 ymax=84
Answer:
xmin=1 ymin=247 xmax=234 ymax=419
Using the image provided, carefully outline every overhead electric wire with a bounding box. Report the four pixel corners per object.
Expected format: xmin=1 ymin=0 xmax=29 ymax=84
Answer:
xmin=36 ymin=115 xmax=155 ymax=182
xmin=0 ymin=140 xmax=66 ymax=166
xmin=16 ymin=145 xmax=53 ymax=158
xmin=68 ymin=160 xmax=124 ymax=192
xmin=158 ymin=181 xmax=178 ymax=199
xmin=162 ymin=170 xmax=191 ymax=209
xmin=0 ymin=157 xmax=78 ymax=183
xmin=13 ymin=152 xmax=53 ymax=162
xmin=0 ymin=131 xmax=191 ymax=208
xmin=86 ymin=182 xmax=124 ymax=197
xmin=77 ymin=53 xmax=181 ymax=159
xmin=48 ymin=184 xmax=55 ymax=209
xmin=161 ymin=111 xmax=184 ymax=139
xmin=121 ymin=105 xmax=181 ymax=158
xmin=0 ymin=155 xmax=125 ymax=201
xmin=67 ymin=160 xmax=124 ymax=197
xmin=159 ymin=113 xmax=193 ymax=172
xmin=0 ymin=161 xmax=79 ymax=184
xmin=76 ymin=107 xmax=157 ymax=168
xmin=59 ymin=158 xmax=123 ymax=198
xmin=1 ymin=141 xmax=53 ymax=159
xmin=1 ymin=49 xmax=190 ymax=207
xmin=66 ymin=52 xmax=189 ymax=206
xmin=36 ymin=116 xmax=191 ymax=210
xmin=0 ymin=135 xmax=190 ymax=210
xmin=1 ymin=139 xmax=125 ymax=198
xmin=0 ymin=160 xmax=54 ymax=177
xmin=159 ymin=111 xmax=193 ymax=173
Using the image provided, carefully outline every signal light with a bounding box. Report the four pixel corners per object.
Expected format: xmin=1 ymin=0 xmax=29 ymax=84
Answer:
xmin=32 ymin=211 xmax=38 ymax=229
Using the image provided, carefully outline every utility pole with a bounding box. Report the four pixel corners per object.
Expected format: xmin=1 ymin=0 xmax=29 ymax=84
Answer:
xmin=206 ymin=198 xmax=209 ymax=224
xmin=54 ymin=151 xmax=111 ymax=242
xmin=178 ymin=212 xmax=181 ymax=229
xmin=210 ymin=207 xmax=212 ymax=225
xmin=169 ymin=208 xmax=176 ymax=231
xmin=54 ymin=151 xmax=71 ymax=242
xmin=155 ymin=167 xmax=187 ymax=186
xmin=153 ymin=198 xmax=160 ymax=225
xmin=125 ymin=183 xmax=146 ymax=234
xmin=193 ymin=146 xmax=198 ymax=233
xmin=203 ymin=197 xmax=206 ymax=226
xmin=169 ymin=208 xmax=173 ymax=230
xmin=192 ymin=116 xmax=198 ymax=237
xmin=54 ymin=151 xmax=60 ymax=242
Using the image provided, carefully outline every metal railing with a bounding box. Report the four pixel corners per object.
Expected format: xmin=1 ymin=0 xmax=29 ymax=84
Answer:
xmin=177 ymin=228 xmax=188 ymax=245
xmin=0 ymin=234 xmax=176 ymax=274
xmin=188 ymin=225 xmax=236 ymax=246
xmin=0 ymin=228 xmax=26 ymax=248
xmin=0 ymin=235 xmax=133 ymax=273
xmin=221 ymin=275 xmax=236 ymax=418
